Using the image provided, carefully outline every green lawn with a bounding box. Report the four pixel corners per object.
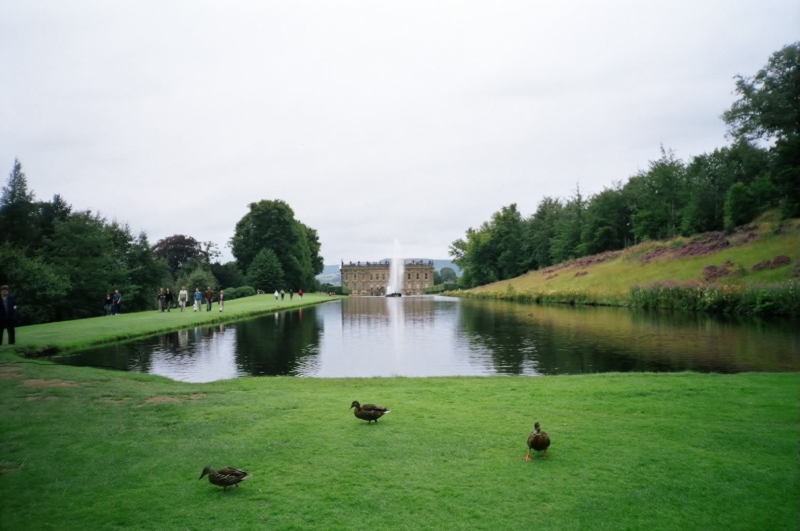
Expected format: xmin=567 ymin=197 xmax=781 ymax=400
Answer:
xmin=0 ymin=293 xmax=343 ymax=355
xmin=0 ymin=360 xmax=797 ymax=531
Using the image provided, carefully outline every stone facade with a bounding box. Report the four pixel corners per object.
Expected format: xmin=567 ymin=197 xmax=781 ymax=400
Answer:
xmin=341 ymin=260 xmax=435 ymax=295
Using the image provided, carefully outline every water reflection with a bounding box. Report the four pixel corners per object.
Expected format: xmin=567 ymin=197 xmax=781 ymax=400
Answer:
xmin=56 ymin=296 xmax=799 ymax=381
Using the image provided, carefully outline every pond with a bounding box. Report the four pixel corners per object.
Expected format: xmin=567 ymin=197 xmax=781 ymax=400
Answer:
xmin=55 ymin=296 xmax=800 ymax=382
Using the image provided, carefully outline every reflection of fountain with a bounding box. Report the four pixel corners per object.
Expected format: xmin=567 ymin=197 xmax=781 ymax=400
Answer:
xmin=386 ymin=239 xmax=405 ymax=296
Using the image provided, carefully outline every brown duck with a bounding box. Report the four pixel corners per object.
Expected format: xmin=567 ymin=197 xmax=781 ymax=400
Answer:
xmin=350 ymin=400 xmax=390 ymax=423
xmin=525 ymin=422 xmax=551 ymax=460
xmin=199 ymin=466 xmax=252 ymax=490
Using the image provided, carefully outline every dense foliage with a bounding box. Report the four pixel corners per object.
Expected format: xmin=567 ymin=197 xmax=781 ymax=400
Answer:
xmin=452 ymin=43 xmax=799 ymax=288
xmin=230 ymin=199 xmax=323 ymax=291
xmin=0 ymin=162 xmax=322 ymax=324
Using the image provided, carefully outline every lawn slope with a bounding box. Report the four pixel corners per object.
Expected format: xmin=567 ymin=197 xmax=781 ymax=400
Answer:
xmin=457 ymin=218 xmax=799 ymax=311
xmin=0 ymin=293 xmax=342 ymax=355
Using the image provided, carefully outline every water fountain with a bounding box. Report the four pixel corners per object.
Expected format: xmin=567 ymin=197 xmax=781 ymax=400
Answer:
xmin=385 ymin=239 xmax=404 ymax=297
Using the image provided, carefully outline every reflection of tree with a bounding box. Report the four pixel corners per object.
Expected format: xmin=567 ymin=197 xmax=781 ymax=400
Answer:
xmin=458 ymin=300 xmax=799 ymax=375
xmin=233 ymin=307 xmax=323 ymax=375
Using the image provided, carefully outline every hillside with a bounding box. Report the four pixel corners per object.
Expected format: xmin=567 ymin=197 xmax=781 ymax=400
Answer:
xmin=456 ymin=217 xmax=799 ymax=314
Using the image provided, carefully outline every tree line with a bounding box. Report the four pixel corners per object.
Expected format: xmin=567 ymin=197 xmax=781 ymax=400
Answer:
xmin=0 ymin=168 xmax=323 ymax=325
xmin=450 ymin=43 xmax=799 ymax=288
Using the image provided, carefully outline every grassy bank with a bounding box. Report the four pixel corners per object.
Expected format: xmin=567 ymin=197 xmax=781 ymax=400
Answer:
xmin=0 ymin=293 xmax=343 ymax=355
xmin=0 ymin=360 xmax=797 ymax=531
xmin=454 ymin=220 xmax=800 ymax=315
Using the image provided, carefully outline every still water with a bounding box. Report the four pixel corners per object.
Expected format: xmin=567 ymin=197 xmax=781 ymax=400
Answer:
xmin=56 ymin=296 xmax=799 ymax=382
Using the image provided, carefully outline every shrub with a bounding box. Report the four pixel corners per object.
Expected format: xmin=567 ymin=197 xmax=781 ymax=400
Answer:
xmin=629 ymin=280 xmax=799 ymax=316
xmin=237 ymin=286 xmax=256 ymax=298
xmin=770 ymin=255 xmax=791 ymax=268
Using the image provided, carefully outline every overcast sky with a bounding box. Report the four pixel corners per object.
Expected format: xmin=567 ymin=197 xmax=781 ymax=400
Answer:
xmin=1 ymin=1 xmax=796 ymax=265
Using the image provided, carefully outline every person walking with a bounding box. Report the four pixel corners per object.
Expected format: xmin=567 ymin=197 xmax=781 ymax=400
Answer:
xmin=178 ymin=286 xmax=188 ymax=312
xmin=193 ymin=288 xmax=202 ymax=312
xmin=204 ymin=286 xmax=214 ymax=312
xmin=157 ymin=288 xmax=165 ymax=312
xmin=165 ymin=288 xmax=174 ymax=312
xmin=274 ymin=290 xmax=279 ymax=301
xmin=113 ymin=290 xmax=122 ymax=315
xmin=280 ymin=289 xmax=285 ymax=301
xmin=218 ymin=290 xmax=225 ymax=312
xmin=0 ymin=285 xmax=18 ymax=345
xmin=289 ymin=289 xmax=294 ymax=300
xmin=105 ymin=293 xmax=113 ymax=316
xmin=298 ymin=288 xmax=303 ymax=300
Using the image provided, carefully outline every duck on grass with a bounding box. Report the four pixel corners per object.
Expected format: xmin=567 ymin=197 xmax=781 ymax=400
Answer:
xmin=199 ymin=466 xmax=252 ymax=491
xmin=350 ymin=400 xmax=391 ymax=423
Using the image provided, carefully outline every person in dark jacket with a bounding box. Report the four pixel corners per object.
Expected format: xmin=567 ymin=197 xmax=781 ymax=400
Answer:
xmin=0 ymin=285 xmax=18 ymax=345
xmin=113 ymin=290 xmax=122 ymax=315
xmin=105 ymin=293 xmax=113 ymax=316
xmin=164 ymin=288 xmax=174 ymax=312
xmin=204 ymin=287 xmax=214 ymax=312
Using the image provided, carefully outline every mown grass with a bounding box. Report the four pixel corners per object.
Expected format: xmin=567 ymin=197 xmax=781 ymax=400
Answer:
xmin=0 ymin=293 xmax=342 ymax=355
xmin=456 ymin=222 xmax=799 ymax=314
xmin=0 ymin=360 xmax=797 ymax=531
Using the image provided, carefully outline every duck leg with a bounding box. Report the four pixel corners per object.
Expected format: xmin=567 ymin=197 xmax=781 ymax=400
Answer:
xmin=540 ymin=449 xmax=547 ymax=459
xmin=524 ymin=449 xmax=531 ymax=461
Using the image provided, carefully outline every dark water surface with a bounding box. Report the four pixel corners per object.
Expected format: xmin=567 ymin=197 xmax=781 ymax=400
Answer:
xmin=56 ymin=296 xmax=799 ymax=382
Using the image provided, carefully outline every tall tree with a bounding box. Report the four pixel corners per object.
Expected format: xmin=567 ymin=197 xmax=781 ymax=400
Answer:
xmin=0 ymin=159 xmax=38 ymax=247
xmin=0 ymin=242 xmax=69 ymax=325
xmin=246 ymin=248 xmax=285 ymax=292
xmin=45 ymin=212 xmax=121 ymax=320
xmin=625 ymin=148 xmax=687 ymax=242
xmin=550 ymin=188 xmax=587 ymax=263
xmin=210 ymin=261 xmax=246 ymax=289
xmin=1 ymin=159 xmax=34 ymax=204
xmin=230 ymin=200 xmax=322 ymax=289
xmin=153 ymin=234 xmax=207 ymax=277
xmin=580 ymin=185 xmax=632 ymax=254
xmin=723 ymin=42 xmax=800 ymax=217
xmin=519 ymin=197 xmax=563 ymax=271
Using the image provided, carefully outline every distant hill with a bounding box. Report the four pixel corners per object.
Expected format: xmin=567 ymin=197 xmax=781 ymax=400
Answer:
xmin=315 ymin=259 xmax=461 ymax=286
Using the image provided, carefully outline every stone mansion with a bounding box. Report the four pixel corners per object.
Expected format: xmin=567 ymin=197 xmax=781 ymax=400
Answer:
xmin=340 ymin=260 xmax=435 ymax=295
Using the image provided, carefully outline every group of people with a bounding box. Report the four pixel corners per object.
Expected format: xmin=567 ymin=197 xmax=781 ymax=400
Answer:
xmin=103 ymin=290 xmax=123 ymax=316
xmin=158 ymin=286 xmax=225 ymax=313
xmin=272 ymin=288 xmax=303 ymax=301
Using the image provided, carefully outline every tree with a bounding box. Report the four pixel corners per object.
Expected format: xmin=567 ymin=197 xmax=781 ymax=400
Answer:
xmin=0 ymin=159 xmax=38 ymax=247
xmin=177 ymin=266 xmax=218 ymax=294
xmin=230 ymin=200 xmax=322 ymax=289
xmin=439 ymin=267 xmax=458 ymax=283
xmin=1 ymin=159 xmax=34 ymax=204
xmin=210 ymin=261 xmax=246 ymax=289
xmin=625 ymin=148 xmax=687 ymax=242
xmin=0 ymin=242 xmax=69 ymax=325
xmin=123 ymin=231 xmax=168 ymax=312
xmin=723 ymin=182 xmax=755 ymax=231
xmin=520 ymin=197 xmax=563 ymax=271
xmin=550 ymin=188 xmax=587 ymax=263
xmin=45 ymin=212 xmax=122 ymax=320
xmin=580 ymin=185 xmax=632 ymax=255
xmin=723 ymin=42 xmax=800 ymax=217
xmin=246 ymin=248 xmax=285 ymax=292
xmin=301 ymin=223 xmax=325 ymax=277
xmin=153 ymin=234 xmax=207 ymax=277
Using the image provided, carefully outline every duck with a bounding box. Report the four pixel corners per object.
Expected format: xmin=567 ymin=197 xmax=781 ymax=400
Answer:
xmin=199 ymin=466 xmax=252 ymax=490
xmin=350 ymin=400 xmax=390 ymax=423
xmin=525 ymin=422 xmax=551 ymax=460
